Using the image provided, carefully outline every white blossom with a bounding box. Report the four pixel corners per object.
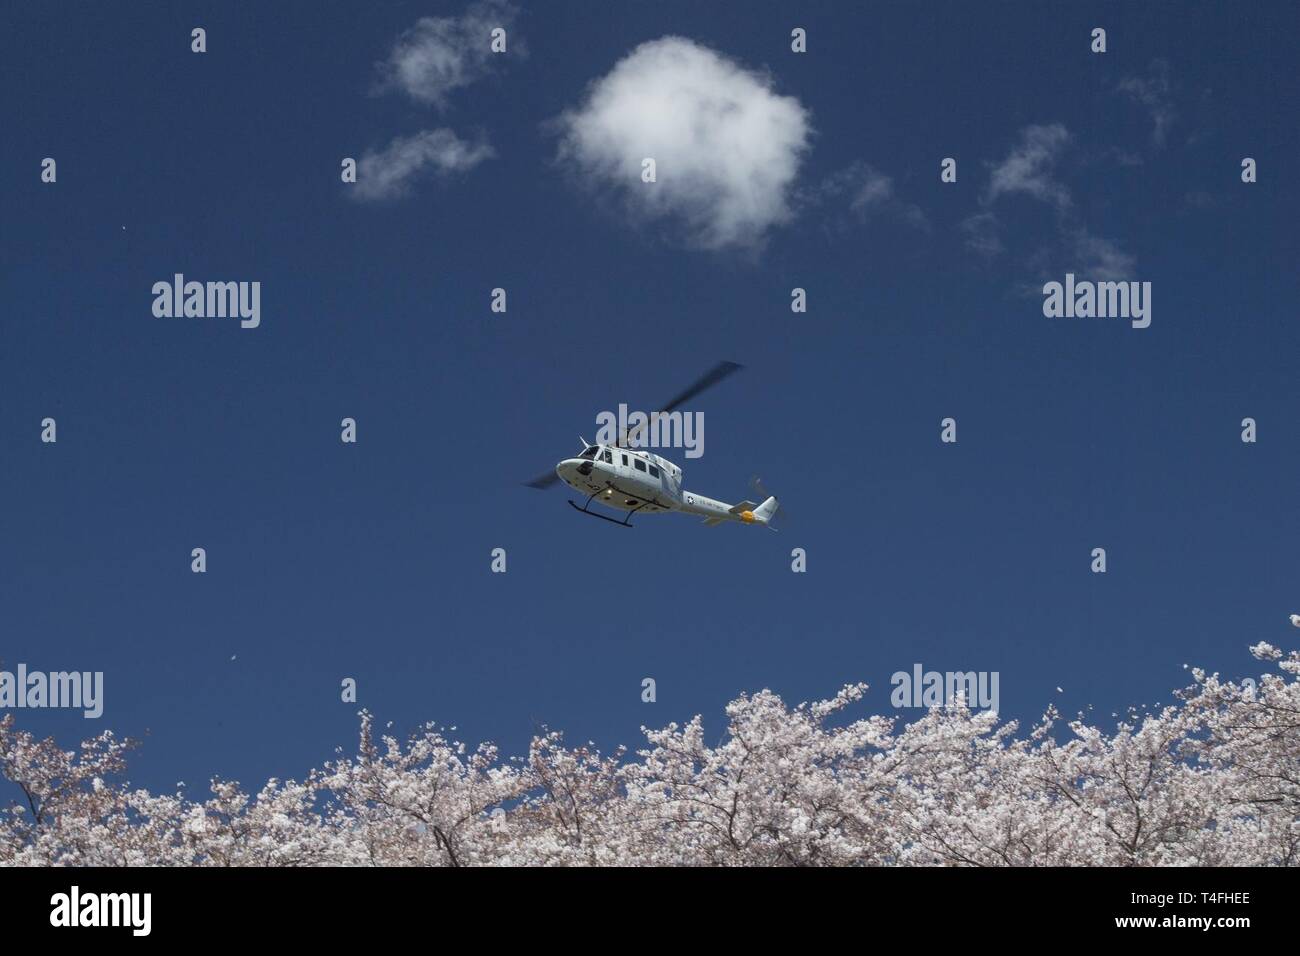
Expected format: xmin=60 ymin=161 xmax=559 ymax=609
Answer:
xmin=2 ymin=643 xmax=1297 ymax=866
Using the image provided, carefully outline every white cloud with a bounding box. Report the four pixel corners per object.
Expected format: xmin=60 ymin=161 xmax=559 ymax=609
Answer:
xmin=960 ymin=211 xmax=1003 ymax=258
xmin=358 ymin=4 xmax=514 ymax=201
xmin=352 ymin=129 xmax=494 ymax=201
xmin=978 ymin=124 xmax=1134 ymax=282
xmin=820 ymin=161 xmax=894 ymax=212
xmin=986 ymin=123 xmax=1072 ymax=210
xmin=375 ymin=0 xmax=518 ymax=109
xmin=1117 ymin=60 xmax=1174 ymax=149
xmin=813 ymin=161 xmax=929 ymax=232
xmin=555 ymin=36 xmax=811 ymax=251
xmin=1069 ymin=230 xmax=1136 ymax=281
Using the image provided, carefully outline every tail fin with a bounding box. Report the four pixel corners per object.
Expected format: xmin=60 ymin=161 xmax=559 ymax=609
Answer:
xmin=754 ymin=495 xmax=779 ymax=526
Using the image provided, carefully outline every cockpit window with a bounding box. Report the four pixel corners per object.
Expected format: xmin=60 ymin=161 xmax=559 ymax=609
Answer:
xmin=580 ymin=446 xmax=599 ymax=459
xmin=602 ymin=448 xmax=613 ymax=463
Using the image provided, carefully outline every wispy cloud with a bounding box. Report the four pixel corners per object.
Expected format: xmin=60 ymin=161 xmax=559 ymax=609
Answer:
xmin=351 ymin=129 xmax=494 ymax=201
xmin=986 ymin=123 xmax=1072 ymax=210
xmin=839 ymin=162 xmax=894 ymax=211
xmin=960 ymin=211 xmax=1003 ymax=258
xmin=1068 ymin=230 xmax=1136 ymax=282
xmin=355 ymin=3 xmax=516 ymax=202
xmin=812 ymin=161 xmax=929 ymax=231
xmin=974 ymin=123 xmax=1135 ymax=281
xmin=554 ymin=36 xmax=811 ymax=252
xmin=374 ymin=0 xmax=519 ymax=109
xmin=1117 ymin=59 xmax=1175 ymax=149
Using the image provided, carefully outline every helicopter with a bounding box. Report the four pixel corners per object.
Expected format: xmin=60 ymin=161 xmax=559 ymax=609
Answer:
xmin=524 ymin=361 xmax=781 ymax=529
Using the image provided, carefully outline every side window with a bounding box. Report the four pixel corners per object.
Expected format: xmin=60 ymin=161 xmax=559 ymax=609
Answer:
xmin=621 ymin=454 xmax=629 ymax=466
xmin=648 ymin=464 xmax=660 ymax=478
xmin=634 ymin=459 xmax=646 ymax=472
xmin=602 ymin=449 xmax=613 ymax=463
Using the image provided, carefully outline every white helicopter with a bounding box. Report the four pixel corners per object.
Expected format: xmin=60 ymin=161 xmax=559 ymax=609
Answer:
xmin=524 ymin=361 xmax=781 ymax=529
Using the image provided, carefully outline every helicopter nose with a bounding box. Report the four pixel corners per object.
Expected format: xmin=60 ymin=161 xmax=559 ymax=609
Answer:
xmin=563 ymin=457 xmax=596 ymax=477
xmin=556 ymin=459 xmax=583 ymax=483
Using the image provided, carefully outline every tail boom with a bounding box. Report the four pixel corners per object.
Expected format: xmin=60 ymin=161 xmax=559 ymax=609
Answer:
xmin=682 ymin=490 xmax=779 ymax=527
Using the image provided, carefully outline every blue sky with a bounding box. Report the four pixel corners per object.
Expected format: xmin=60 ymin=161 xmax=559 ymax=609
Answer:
xmin=2 ymin=1 xmax=1298 ymax=793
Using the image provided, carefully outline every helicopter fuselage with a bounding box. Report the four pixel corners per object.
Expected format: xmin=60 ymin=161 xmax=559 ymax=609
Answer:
xmin=555 ymin=444 xmax=754 ymax=523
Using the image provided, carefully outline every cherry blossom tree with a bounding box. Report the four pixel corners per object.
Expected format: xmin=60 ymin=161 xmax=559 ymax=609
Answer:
xmin=2 ymin=643 xmax=1296 ymax=866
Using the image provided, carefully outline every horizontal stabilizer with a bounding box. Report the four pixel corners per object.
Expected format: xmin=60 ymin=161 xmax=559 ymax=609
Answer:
xmin=701 ymin=517 xmax=725 ymax=527
xmin=728 ymin=500 xmax=758 ymax=515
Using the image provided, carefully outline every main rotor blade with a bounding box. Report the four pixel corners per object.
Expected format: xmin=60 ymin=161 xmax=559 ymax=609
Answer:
xmin=524 ymin=471 xmax=561 ymax=489
xmin=657 ymin=360 xmax=744 ymax=413
xmin=623 ymin=360 xmax=744 ymax=446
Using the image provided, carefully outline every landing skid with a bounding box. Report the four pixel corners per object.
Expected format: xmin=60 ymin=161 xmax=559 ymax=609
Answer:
xmin=567 ymin=489 xmax=647 ymax=527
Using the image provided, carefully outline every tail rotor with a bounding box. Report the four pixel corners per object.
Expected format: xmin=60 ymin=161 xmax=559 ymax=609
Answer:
xmin=749 ymin=476 xmax=786 ymax=529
